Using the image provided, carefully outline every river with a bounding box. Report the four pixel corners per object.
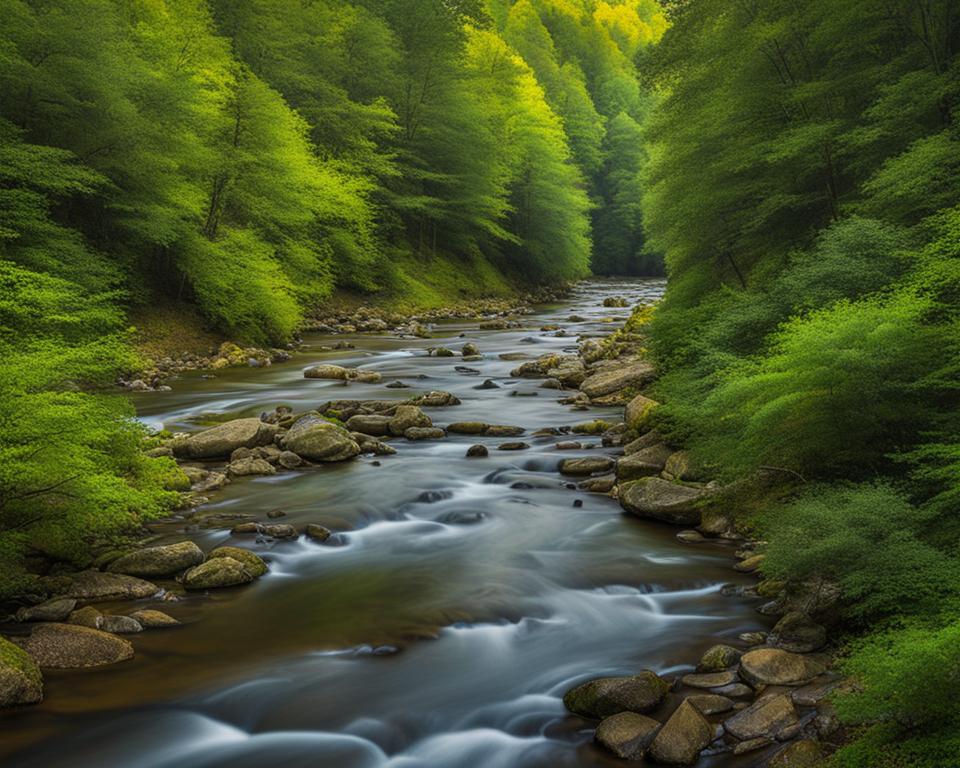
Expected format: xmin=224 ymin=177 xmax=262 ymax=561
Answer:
xmin=1 ymin=278 xmax=767 ymax=767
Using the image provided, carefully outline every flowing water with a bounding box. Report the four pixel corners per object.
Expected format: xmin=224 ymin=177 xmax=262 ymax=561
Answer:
xmin=1 ymin=279 xmax=768 ymax=767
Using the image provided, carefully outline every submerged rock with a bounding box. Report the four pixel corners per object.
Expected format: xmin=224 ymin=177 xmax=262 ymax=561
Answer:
xmin=595 ymin=712 xmax=660 ymax=760
xmin=564 ymin=670 xmax=669 ymax=718
xmin=0 ymin=635 xmax=43 ymax=707
xmin=108 ymin=541 xmax=205 ymax=578
xmin=648 ymin=699 xmax=714 ymax=766
xmin=13 ymin=623 xmax=134 ymax=669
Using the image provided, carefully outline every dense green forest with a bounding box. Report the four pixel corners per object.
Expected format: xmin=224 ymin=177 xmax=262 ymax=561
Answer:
xmin=643 ymin=1 xmax=960 ymax=765
xmin=0 ymin=0 xmax=661 ymax=589
xmin=2 ymin=0 xmax=960 ymax=763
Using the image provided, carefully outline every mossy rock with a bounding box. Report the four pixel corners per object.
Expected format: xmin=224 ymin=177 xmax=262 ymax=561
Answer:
xmin=571 ymin=420 xmax=613 ymax=435
xmin=208 ymin=546 xmax=268 ymax=577
xmin=0 ymin=635 xmax=43 ymax=707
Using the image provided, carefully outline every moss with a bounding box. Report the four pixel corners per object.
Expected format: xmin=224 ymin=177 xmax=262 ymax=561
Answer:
xmin=0 ymin=636 xmax=41 ymax=687
xmin=571 ymin=419 xmax=613 ymax=435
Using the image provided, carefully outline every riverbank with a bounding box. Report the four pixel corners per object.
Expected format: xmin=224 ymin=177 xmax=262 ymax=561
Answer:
xmin=1 ymin=280 xmax=834 ymax=767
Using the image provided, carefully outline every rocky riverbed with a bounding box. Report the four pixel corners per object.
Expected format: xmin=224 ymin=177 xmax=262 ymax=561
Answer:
xmin=0 ymin=279 xmax=837 ymax=767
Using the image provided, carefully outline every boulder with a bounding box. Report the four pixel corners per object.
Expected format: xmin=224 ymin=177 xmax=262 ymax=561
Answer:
xmin=619 ymin=477 xmax=705 ymax=525
xmin=227 ymin=457 xmax=276 ymax=477
xmin=405 ymin=427 xmax=446 ymax=440
xmin=724 ymin=693 xmax=798 ymax=741
xmin=345 ymin=414 xmax=392 ymax=437
xmin=13 ymin=623 xmax=133 ymax=668
xmin=462 ymin=342 xmax=480 ymax=357
xmin=281 ymin=414 xmax=359 ymax=462
xmin=739 ymin=648 xmax=826 ymax=687
xmin=58 ymin=571 xmax=159 ymax=602
xmin=100 ymin=615 xmax=143 ymax=634
xmin=108 ymin=541 xmax=205 ymax=578
xmin=616 ymin=444 xmax=674 ymax=481
xmin=580 ymin=360 xmax=656 ymax=399
xmin=769 ymin=612 xmax=827 ymax=653
xmin=0 ymin=635 xmax=43 ymax=708
xmin=687 ymin=694 xmax=735 ymax=715
xmin=278 ymin=450 xmax=303 ymax=469
xmin=697 ymin=644 xmax=743 ymax=672
xmin=171 ymin=418 xmax=279 ymax=460
xmin=624 ymin=394 xmax=659 ymax=431
xmin=563 ymin=671 xmax=669 ymax=718
xmin=183 ymin=558 xmax=254 ymax=590
xmin=67 ymin=606 xmax=104 ymax=629
xmin=768 ymin=740 xmax=823 ymax=768
xmin=388 ymin=406 xmax=432 ymax=436
xmin=466 ymin=444 xmax=488 ymax=458
xmin=15 ymin=597 xmax=76 ymax=623
xmin=595 ymin=712 xmax=660 ymax=760
xmin=681 ymin=670 xmax=738 ymax=689
xmin=208 ymin=546 xmax=268 ymax=577
xmin=663 ymin=450 xmax=706 ymax=482
xmin=560 ymin=457 xmax=616 ymax=476
xmin=128 ymin=609 xmax=179 ymax=628
xmin=648 ymin=699 xmax=714 ymax=766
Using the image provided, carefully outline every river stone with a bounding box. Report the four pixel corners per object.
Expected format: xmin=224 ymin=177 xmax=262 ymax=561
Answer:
xmin=563 ymin=670 xmax=669 ymax=718
xmin=108 ymin=541 xmax=205 ymax=578
xmin=345 ymin=414 xmax=392 ymax=436
xmin=68 ymin=606 xmax=104 ymax=629
xmin=410 ymin=391 xmax=461 ymax=407
xmin=713 ymin=682 xmax=754 ymax=699
xmin=462 ymin=342 xmax=480 ymax=357
xmin=724 ymin=693 xmax=798 ymax=741
xmin=59 ymin=571 xmax=159 ymax=602
xmin=579 ymin=474 xmax=617 ymax=493
xmin=733 ymin=736 xmax=774 ymax=755
xmin=193 ymin=471 xmax=228 ymax=493
xmin=580 ymin=360 xmax=656 ymax=399
xmin=262 ymin=524 xmax=297 ymax=539
xmin=100 ymin=615 xmax=143 ymax=634
xmin=0 ymin=635 xmax=43 ymax=706
xmin=739 ymin=648 xmax=826 ymax=687
xmin=405 ymin=427 xmax=446 ymax=440
xmin=303 ymin=364 xmax=351 ymax=380
xmin=128 ymin=609 xmax=179 ymax=628
xmin=171 ymin=418 xmax=279 ymax=460
xmin=676 ymin=529 xmax=705 ymax=543
xmin=768 ymin=739 xmax=823 ymax=768
xmin=305 ymin=524 xmax=332 ymax=543
xmin=769 ymin=612 xmax=827 ymax=653
xmin=13 ymin=623 xmax=133 ymax=668
xmin=466 ymin=444 xmax=488 ymax=458
xmin=183 ymin=558 xmax=253 ymax=590
xmin=648 ymin=699 xmax=714 ymax=766
xmin=681 ymin=670 xmax=738 ymax=689
xmin=663 ymin=450 xmax=706 ymax=482
xmin=497 ymin=442 xmax=530 ymax=451
xmin=227 ymin=457 xmax=276 ymax=477
xmin=616 ymin=444 xmax=674 ymax=481
xmin=619 ymin=477 xmax=705 ymax=525
xmin=595 ymin=712 xmax=660 ymax=760
xmin=278 ymin=450 xmax=303 ymax=469
xmin=559 ymin=457 xmax=615 ymax=476
xmin=735 ymin=554 xmax=765 ymax=573
xmin=486 ymin=425 xmax=525 ymax=437
xmin=388 ymin=405 xmax=432 ymax=436
xmin=15 ymin=597 xmax=76 ymax=623
xmin=281 ymin=415 xmax=359 ymax=462
xmin=697 ymin=644 xmax=743 ymax=672
xmin=208 ymin=546 xmax=268 ymax=577
xmin=624 ymin=394 xmax=659 ymax=431
xmin=447 ymin=421 xmax=489 ymax=434
xmin=687 ymin=693 xmax=735 ymax=715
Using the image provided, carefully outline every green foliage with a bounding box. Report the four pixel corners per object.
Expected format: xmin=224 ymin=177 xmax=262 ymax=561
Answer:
xmin=760 ymin=484 xmax=958 ymax=625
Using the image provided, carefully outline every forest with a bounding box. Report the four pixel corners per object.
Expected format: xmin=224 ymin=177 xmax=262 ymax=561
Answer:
xmin=1 ymin=0 xmax=959 ymax=766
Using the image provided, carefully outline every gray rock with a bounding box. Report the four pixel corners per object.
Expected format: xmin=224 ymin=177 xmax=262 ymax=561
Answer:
xmin=769 ymin=612 xmax=827 ymax=653
xmin=0 ymin=636 xmax=43 ymax=707
xmin=183 ymin=558 xmax=253 ymax=590
xmin=648 ymin=699 xmax=714 ymax=765
xmin=724 ymin=693 xmax=798 ymax=741
xmin=262 ymin=524 xmax=297 ymax=539
xmin=128 ymin=609 xmax=179 ymax=628
xmin=278 ymin=450 xmax=303 ymax=469
xmin=388 ymin=405 xmax=432 ymax=436
xmin=713 ymin=683 xmax=754 ymax=699
xmin=171 ymin=418 xmax=279 ymax=460
xmin=108 ymin=541 xmax=205 ymax=578
xmin=619 ymin=477 xmax=705 ymax=525
xmin=100 ymin=615 xmax=143 ymax=634
xmin=595 ymin=712 xmax=660 ymax=760
xmin=580 ymin=360 xmax=656 ymax=399
xmin=560 ymin=456 xmax=615 ymax=475
xmin=345 ymin=414 xmax=392 ymax=436
xmin=67 ymin=606 xmax=104 ymax=629
xmin=681 ymin=670 xmax=739 ymax=689
xmin=579 ymin=474 xmax=617 ymax=493
xmin=616 ymin=443 xmax=674 ymax=481
xmin=624 ymin=394 xmax=659 ymax=430
xmin=739 ymin=648 xmax=826 ymax=687
xmin=405 ymin=427 xmax=446 ymax=440
xmin=193 ymin=471 xmax=228 ymax=493
xmin=281 ymin=414 xmax=359 ymax=462
xmin=15 ymin=597 xmax=77 ymax=623
xmin=12 ymin=623 xmax=134 ymax=668
xmin=564 ymin=670 xmax=669 ymax=718
xmin=687 ymin=694 xmax=735 ymax=715
xmin=58 ymin=571 xmax=159 ymax=602
xmin=697 ymin=644 xmax=743 ymax=672
xmin=227 ymin=457 xmax=277 ymax=477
